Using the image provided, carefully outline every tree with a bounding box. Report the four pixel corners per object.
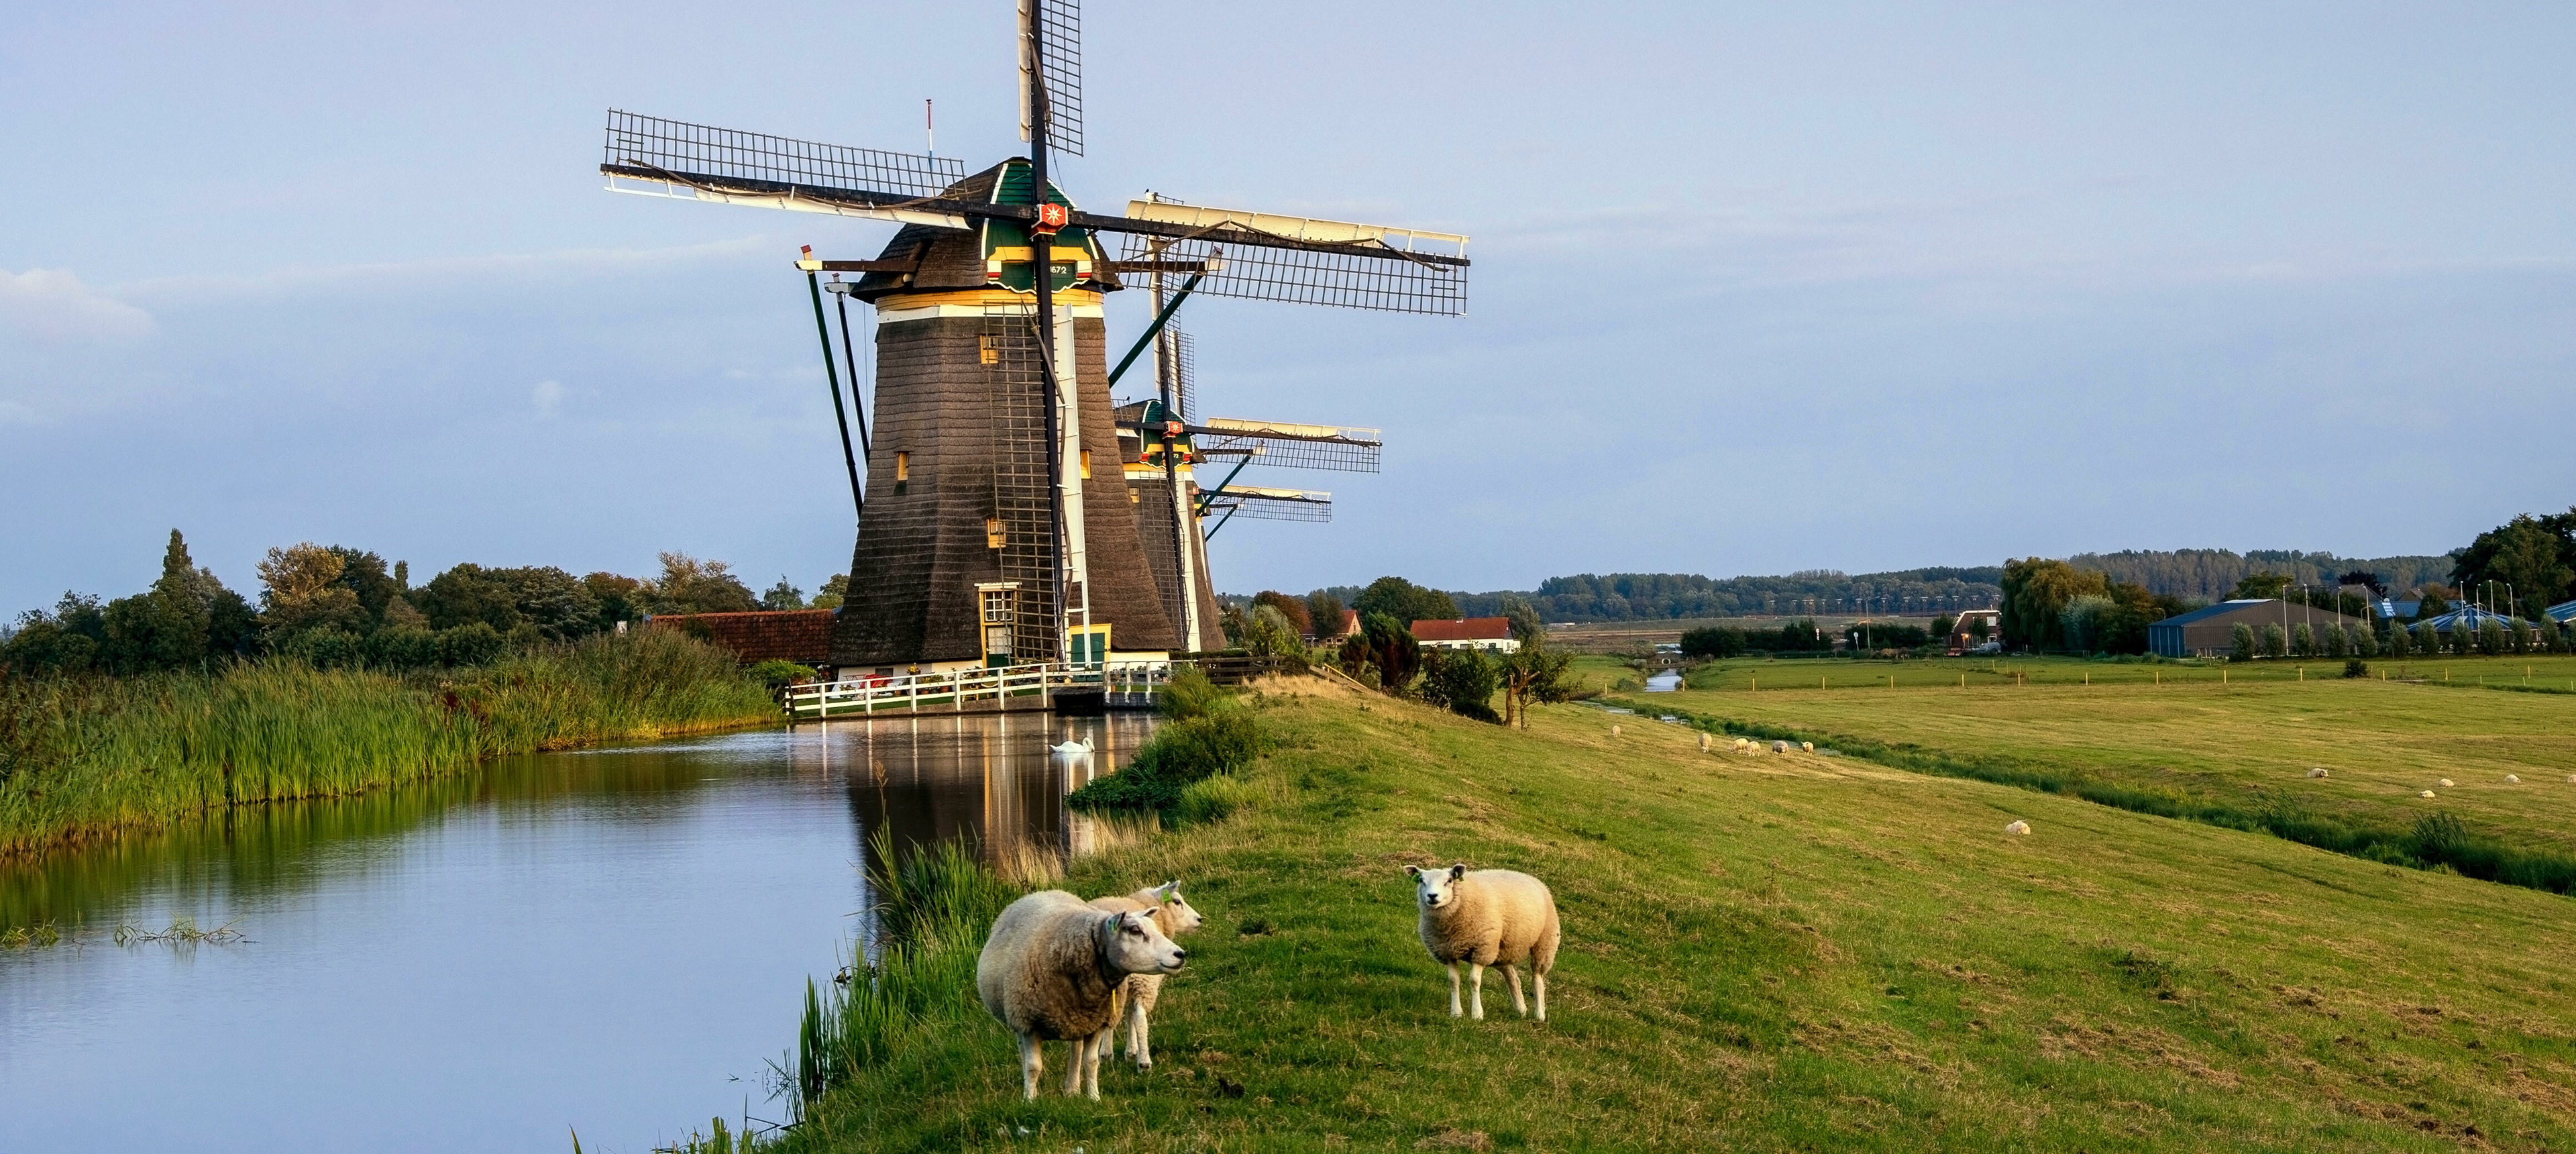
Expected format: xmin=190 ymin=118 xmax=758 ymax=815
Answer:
xmin=2413 ymin=621 xmax=2440 ymax=655
xmin=1250 ymin=591 xmax=1313 ymax=637
xmin=2262 ymin=623 xmax=2288 ymax=658
xmin=2290 ymin=623 xmax=2315 ymax=658
xmin=2059 ymin=594 xmax=2116 ymax=654
xmin=1417 ymin=647 xmax=1500 ymax=723
xmin=2001 ymin=558 xmax=2108 ymax=650
xmin=1678 ymin=625 xmax=1748 ymax=660
xmin=1305 ymin=591 xmax=1347 ymax=636
xmin=2232 ymin=571 xmax=2293 ymax=600
xmin=582 ymin=572 xmax=650 ymax=629
xmin=2415 ymin=586 xmax=2453 ymax=619
xmin=2322 ymin=622 xmax=2347 ymax=658
xmin=810 ymin=574 xmax=849 ymax=612
xmin=650 ymin=552 xmax=758 ymax=614
xmin=1352 ymin=576 xmax=1458 ymax=630
xmin=1338 ymin=612 xmax=1421 ymax=695
xmin=761 ymin=577 xmax=807 ymax=611
xmin=2479 ymin=620 xmax=2506 ymax=656
xmin=1496 ymin=593 xmax=1546 ymax=645
xmin=1500 ymin=641 xmax=1576 ymax=729
xmin=1 ymin=593 xmax=108 ymax=674
xmin=324 ymin=547 xmax=403 ymax=629
xmin=2230 ymin=623 xmax=2256 ymax=663
xmin=2451 ymin=509 xmax=2576 ymax=613
xmin=259 ymin=543 xmax=367 ymax=640
xmin=1240 ymin=604 xmax=1301 ymax=656
xmin=1931 ymin=614 xmax=1957 ymax=642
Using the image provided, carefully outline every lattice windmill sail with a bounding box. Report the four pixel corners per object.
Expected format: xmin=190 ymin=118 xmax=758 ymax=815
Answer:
xmin=598 ymin=0 xmax=1466 ymax=674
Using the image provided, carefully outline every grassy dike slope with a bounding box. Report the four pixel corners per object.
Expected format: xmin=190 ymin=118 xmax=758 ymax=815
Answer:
xmin=1638 ymin=656 xmax=2576 ymax=861
xmin=779 ymin=682 xmax=2576 ymax=1152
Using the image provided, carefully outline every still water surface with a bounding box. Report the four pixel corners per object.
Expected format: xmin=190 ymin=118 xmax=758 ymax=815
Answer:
xmin=0 ymin=713 xmax=1155 ymax=1153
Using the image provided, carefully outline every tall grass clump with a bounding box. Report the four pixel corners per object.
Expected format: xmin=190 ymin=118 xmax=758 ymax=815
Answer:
xmin=788 ymin=831 xmax=1021 ymax=1116
xmin=0 ymin=629 xmax=775 ymax=857
xmin=1063 ymin=678 xmax=1266 ymax=819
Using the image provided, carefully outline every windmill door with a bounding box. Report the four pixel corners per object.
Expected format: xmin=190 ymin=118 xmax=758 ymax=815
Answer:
xmin=978 ymin=583 xmax=1019 ymax=668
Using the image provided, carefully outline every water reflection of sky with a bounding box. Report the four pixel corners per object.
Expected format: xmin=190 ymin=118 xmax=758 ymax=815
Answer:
xmin=0 ymin=713 xmax=1155 ymax=1153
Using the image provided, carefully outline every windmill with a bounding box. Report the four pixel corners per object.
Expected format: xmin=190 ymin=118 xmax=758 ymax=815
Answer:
xmin=599 ymin=0 xmax=1468 ymax=674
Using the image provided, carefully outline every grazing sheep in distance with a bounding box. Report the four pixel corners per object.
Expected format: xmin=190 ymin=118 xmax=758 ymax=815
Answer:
xmin=2505 ymin=774 xmax=2520 ymax=784
xmin=2004 ymin=820 xmax=2031 ymax=835
xmin=2420 ymin=790 xmax=2438 ymax=798
xmin=1699 ymin=732 xmax=1712 ymax=752
xmin=2438 ymin=778 xmax=2455 ymax=788
xmin=1087 ymin=882 xmax=1204 ymax=1070
xmin=1406 ymin=864 xmax=1561 ymax=1022
xmin=2308 ymin=768 xmax=2330 ymax=778
xmin=977 ymin=890 xmax=1186 ymax=1100
xmin=1772 ymin=740 xmax=1790 ymax=753
xmin=1801 ymin=741 xmax=1815 ymax=753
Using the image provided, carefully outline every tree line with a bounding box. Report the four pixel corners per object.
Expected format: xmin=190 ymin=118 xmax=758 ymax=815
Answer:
xmin=1 ymin=530 xmax=843 ymax=676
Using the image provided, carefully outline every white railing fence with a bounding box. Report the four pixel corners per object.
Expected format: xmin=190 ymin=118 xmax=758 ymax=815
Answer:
xmin=781 ymin=661 xmax=1175 ymax=719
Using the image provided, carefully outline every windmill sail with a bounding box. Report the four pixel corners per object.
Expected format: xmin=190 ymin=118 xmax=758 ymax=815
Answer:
xmin=601 ymin=111 xmax=973 ymax=228
xmin=1202 ymin=486 xmax=1332 ymax=523
xmin=1192 ymin=418 xmax=1380 ymax=473
xmin=1112 ymin=201 xmax=1469 ymax=315
xmin=1018 ymin=0 xmax=1082 ymax=157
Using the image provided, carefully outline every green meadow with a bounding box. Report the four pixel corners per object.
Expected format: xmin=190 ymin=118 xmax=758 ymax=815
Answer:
xmin=1609 ymin=655 xmax=2576 ymax=874
xmin=733 ymin=680 xmax=2576 ymax=1153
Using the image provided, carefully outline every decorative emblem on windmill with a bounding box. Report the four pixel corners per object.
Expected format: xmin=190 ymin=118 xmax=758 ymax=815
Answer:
xmin=597 ymin=0 xmax=1468 ymax=674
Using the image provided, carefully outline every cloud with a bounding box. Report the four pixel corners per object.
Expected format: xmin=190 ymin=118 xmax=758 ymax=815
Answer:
xmin=0 ymin=268 xmax=157 ymax=341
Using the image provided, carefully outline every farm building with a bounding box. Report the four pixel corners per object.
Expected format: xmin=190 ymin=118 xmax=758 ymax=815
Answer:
xmin=649 ymin=609 xmax=836 ymax=670
xmin=2146 ymin=598 xmax=2370 ymax=658
xmin=1947 ymin=609 xmax=2001 ymax=653
xmin=2546 ymin=599 xmax=2576 ymax=626
xmin=1411 ymin=617 xmax=1520 ymax=653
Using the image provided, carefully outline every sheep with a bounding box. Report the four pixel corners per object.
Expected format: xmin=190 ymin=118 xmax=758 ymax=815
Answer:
xmin=1699 ymin=732 xmax=1713 ymax=752
xmin=1772 ymin=740 xmax=1790 ymax=754
xmin=2438 ymin=778 xmax=2455 ymax=788
xmin=977 ymin=890 xmax=1186 ymax=1100
xmin=1087 ymin=881 xmax=1204 ymax=1070
xmin=2004 ymin=820 xmax=2031 ymax=835
xmin=2419 ymin=790 xmax=2438 ymax=798
xmin=1611 ymin=724 xmax=1622 ymax=737
xmin=2506 ymin=774 xmax=2521 ymax=784
xmin=1405 ymin=863 xmax=1562 ymax=1022
xmin=2307 ymin=768 xmax=2330 ymax=778
xmin=1800 ymin=741 xmax=1815 ymax=753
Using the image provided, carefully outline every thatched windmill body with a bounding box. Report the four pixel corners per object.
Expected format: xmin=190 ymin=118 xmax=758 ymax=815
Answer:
xmin=600 ymin=0 xmax=1466 ymax=674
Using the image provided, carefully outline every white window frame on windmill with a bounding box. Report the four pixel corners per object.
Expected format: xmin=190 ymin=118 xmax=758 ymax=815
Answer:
xmin=977 ymin=582 xmax=1020 ymax=668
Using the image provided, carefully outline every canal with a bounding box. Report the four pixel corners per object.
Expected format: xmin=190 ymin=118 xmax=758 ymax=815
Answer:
xmin=0 ymin=712 xmax=1157 ymax=1152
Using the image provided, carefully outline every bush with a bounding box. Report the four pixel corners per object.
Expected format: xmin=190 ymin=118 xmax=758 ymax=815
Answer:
xmin=2230 ymin=623 xmax=2256 ymax=662
xmin=435 ymin=622 xmax=507 ymax=667
xmin=275 ymin=627 xmax=364 ymax=669
xmin=1678 ymin=626 xmax=1747 ymax=660
xmin=747 ymin=660 xmax=815 ymax=691
xmin=1418 ymin=647 xmax=1501 ymax=723
xmin=2343 ymin=658 xmax=2369 ymax=679
xmin=364 ymin=625 xmax=441 ymax=670
xmin=1065 ymin=711 xmax=1265 ymax=816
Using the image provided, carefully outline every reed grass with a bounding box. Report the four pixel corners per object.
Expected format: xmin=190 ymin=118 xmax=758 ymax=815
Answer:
xmin=0 ymin=629 xmax=777 ymax=859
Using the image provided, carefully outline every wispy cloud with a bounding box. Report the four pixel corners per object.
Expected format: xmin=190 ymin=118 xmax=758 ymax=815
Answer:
xmin=0 ymin=268 xmax=157 ymax=341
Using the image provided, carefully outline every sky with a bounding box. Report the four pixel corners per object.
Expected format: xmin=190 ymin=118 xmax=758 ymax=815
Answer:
xmin=4 ymin=1 xmax=2572 ymax=614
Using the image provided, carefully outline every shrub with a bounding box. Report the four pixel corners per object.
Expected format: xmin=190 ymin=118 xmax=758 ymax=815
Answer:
xmin=2385 ymin=623 xmax=2410 ymax=658
xmin=2343 ymin=658 xmax=2369 ymax=679
xmin=2261 ymin=623 xmax=2288 ymax=658
xmin=2354 ymin=623 xmax=2379 ymax=658
xmin=361 ymin=625 xmax=439 ymax=670
xmin=1678 ymin=626 xmax=1747 ymax=660
xmin=2479 ymin=621 xmax=2506 ymax=656
xmin=1418 ymin=647 xmax=1501 ymax=723
xmin=747 ymin=660 xmax=815 ymax=691
xmin=435 ymin=622 xmax=508 ymax=667
xmin=2230 ymin=623 xmax=2255 ymax=663
xmin=1065 ymin=711 xmax=1265 ymax=816
xmin=275 ymin=627 xmax=365 ymax=670
xmin=2322 ymin=623 xmax=2347 ymax=658
xmin=2291 ymin=623 xmax=2315 ymax=657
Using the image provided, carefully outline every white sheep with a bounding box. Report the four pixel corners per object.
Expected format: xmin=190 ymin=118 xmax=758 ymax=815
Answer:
xmin=2505 ymin=774 xmax=2520 ymax=784
xmin=2308 ymin=768 xmax=2329 ymax=778
xmin=1800 ymin=741 xmax=1815 ymax=753
xmin=977 ymin=890 xmax=1186 ymax=1100
xmin=2438 ymin=778 xmax=2455 ymax=788
xmin=2004 ymin=820 xmax=2031 ymax=835
xmin=1772 ymin=740 xmax=1790 ymax=754
xmin=1405 ymin=863 xmax=1562 ymax=1022
xmin=2419 ymin=790 xmax=2437 ymax=798
xmin=1699 ymin=732 xmax=1712 ymax=752
xmin=1611 ymin=724 xmax=1622 ymax=737
xmin=1086 ymin=882 xmax=1204 ymax=1070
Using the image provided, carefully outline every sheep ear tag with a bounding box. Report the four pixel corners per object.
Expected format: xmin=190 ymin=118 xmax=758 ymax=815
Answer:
xmin=1157 ymin=882 xmax=1181 ymax=902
